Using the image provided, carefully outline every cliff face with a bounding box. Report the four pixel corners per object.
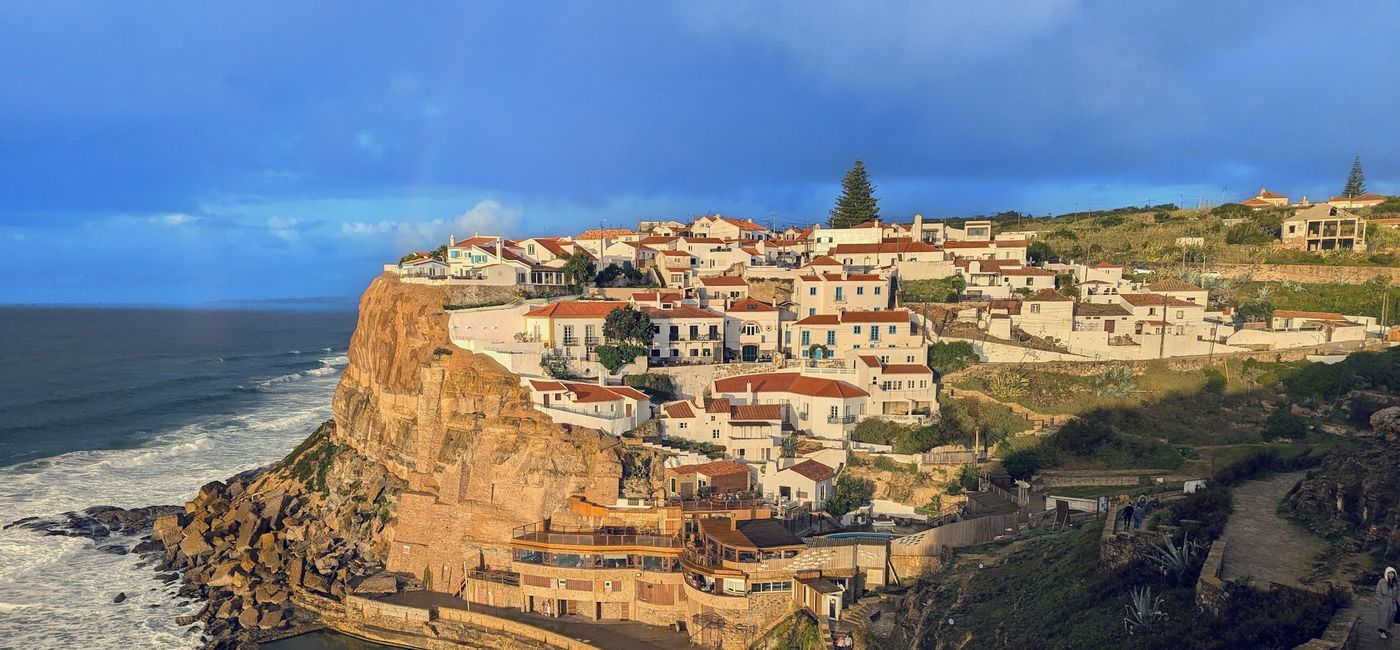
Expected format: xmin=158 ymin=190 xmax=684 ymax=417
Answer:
xmin=157 ymin=274 xmax=642 ymax=647
xmin=332 ymin=275 xmax=627 ymax=582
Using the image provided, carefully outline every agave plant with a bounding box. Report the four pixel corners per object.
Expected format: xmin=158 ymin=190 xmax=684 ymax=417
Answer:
xmin=1123 ymin=586 xmax=1167 ymax=635
xmin=1147 ymin=532 xmax=1201 ymax=582
xmin=986 ymin=369 xmax=1029 ymax=401
xmin=1091 ymin=366 xmax=1137 ymax=397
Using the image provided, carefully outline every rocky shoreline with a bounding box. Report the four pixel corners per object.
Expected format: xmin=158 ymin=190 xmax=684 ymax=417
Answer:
xmin=8 ymin=421 xmax=407 ymax=649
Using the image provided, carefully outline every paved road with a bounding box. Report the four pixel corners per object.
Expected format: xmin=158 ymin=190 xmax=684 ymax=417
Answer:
xmin=1219 ymin=472 xmax=1324 ymax=589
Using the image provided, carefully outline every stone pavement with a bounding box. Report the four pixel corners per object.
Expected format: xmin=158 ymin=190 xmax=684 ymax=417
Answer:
xmin=1219 ymin=472 xmax=1324 ymax=590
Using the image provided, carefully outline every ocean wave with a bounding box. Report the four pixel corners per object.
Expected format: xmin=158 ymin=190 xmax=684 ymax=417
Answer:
xmin=0 ymin=367 xmax=340 ymax=648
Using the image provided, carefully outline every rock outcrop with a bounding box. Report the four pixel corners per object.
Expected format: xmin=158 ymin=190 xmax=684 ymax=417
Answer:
xmin=153 ymin=274 xmax=650 ymax=648
xmin=1282 ymin=409 xmax=1400 ymax=563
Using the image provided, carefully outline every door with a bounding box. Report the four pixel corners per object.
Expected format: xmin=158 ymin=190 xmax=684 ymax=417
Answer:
xmin=625 ymin=403 xmax=633 ymax=417
xmin=1104 ymin=319 xmax=1115 ymax=334
xmin=544 ymin=394 xmax=551 ymax=407
xmin=828 ymin=598 xmax=837 ymax=619
xmin=742 ymin=345 xmax=758 ymax=362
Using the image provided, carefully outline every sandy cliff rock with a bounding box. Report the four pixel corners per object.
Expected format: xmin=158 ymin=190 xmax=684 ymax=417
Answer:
xmin=157 ymin=274 xmax=644 ymax=647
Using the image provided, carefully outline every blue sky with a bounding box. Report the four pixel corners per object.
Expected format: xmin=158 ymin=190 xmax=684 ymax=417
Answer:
xmin=2 ymin=2 xmax=1397 ymax=303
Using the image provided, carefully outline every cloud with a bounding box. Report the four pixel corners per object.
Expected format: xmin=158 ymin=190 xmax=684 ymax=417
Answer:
xmin=338 ymin=199 xmax=524 ymax=252
xmin=267 ymin=216 xmax=305 ymax=242
xmin=153 ymin=212 xmax=199 ymax=226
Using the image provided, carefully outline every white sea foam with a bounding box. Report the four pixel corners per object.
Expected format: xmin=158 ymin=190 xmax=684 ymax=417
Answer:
xmin=0 ymin=362 xmax=343 ymax=648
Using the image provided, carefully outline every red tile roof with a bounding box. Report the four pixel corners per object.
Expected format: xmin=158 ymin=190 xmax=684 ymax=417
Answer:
xmin=1119 ymin=293 xmax=1202 ymax=308
xmin=783 ymin=459 xmax=834 ymax=482
xmin=1024 ymin=289 xmax=1074 ymax=302
xmin=530 ymin=380 xmax=647 ymax=403
xmin=797 ymin=273 xmax=884 ymax=282
xmin=793 ymin=314 xmax=840 ymax=325
xmin=807 ymin=256 xmax=842 ymax=266
xmin=713 ymin=373 xmax=869 ymax=399
xmin=705 ymin=398 xmax=731 ymax=413
xmin=662 ymin=401 xmax=696 ymax=418
xmin=727 ymin=298 xmax=777 ymax=313
xmin=879 ymin=364 xmax=932 ymax=375
xmin=1148 ymin=278 xmax=1203 ymax=292
xmin=839 ymin=309 xmax=911 ymax=323
xmin=630 ymin=291 xmax=683 ymax=303
xmin=1274 ymin=309 xmax=1349 ymax=321
xmin=672 ymin=459 xmax=750 ymax=477
xmin=829 ymin=242 xmax=942 ymax=255
xmin=524 ymin=300 xmax=628 ymax=318
xmin=731 ymin=404 xmax=783 ymax=421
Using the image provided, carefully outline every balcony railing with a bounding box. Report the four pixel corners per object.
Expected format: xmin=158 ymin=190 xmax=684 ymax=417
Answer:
xmin=467 ymin=569 xmax=521 ymax=587
xmin=562 ymin=336 xmax=580 ymax=346
xmin=512 ymin=522 xmax=682 ymax=549
xmin=541 ymin=403 xmax=632 ymax=421
xmin=827 ymin=415 xmax=857 ymax=425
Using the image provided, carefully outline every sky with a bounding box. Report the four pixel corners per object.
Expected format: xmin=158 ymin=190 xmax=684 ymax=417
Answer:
xmin=1 ymin=2 xmax=1397 ymax=304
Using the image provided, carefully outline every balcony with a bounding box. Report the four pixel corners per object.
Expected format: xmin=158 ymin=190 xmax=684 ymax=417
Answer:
xmin=584 ymin=336 xmax=601 ymax=347
xmin=562 ymin=336 xmax=580 ymax=346
xmin=827 ymin=415 xmax=857 ymax=425
xmin=512 ymin=522 xmax=683 ymax=550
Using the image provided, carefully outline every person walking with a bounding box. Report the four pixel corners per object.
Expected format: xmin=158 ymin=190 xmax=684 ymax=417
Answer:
xmin=1120 ymin=503 xmax=1135 ymax=533
xmin=1133 ymin=495 xmax=1148 ymax=530
xmin=1378 ymin=566 xmax=1399 ymax=639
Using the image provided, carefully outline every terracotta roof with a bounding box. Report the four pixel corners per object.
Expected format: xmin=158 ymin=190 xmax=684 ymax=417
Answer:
xmin=714 ymin=372 xmax=868 ymax=399
xmin=797 ymin=273 xmax=884 ymax=282
xmin=783 ymin=460 xmax=835 ymax=482
xmin=700 ymin=276 xmax=748 ymax=287
xmin=448 ymin=236 xmax=499 ymax=249
xmin=731 ymin=404 xmax=783 ymax=421
xmin=630 ymin=291 xmax=683 ymax=303
xmin=640 ymin=305 xmax=724 ymax=320
xmin=401 ymin=256 xmax=443 ymax=266
xmin=534 ymin=239 xmax=573 ymax=257
xmin=1024 ymin=289 xmax=1074 ymax=302
xmin=1148 ymin=278 xmax=1203 ymax=292
xmin=1328 ymin=193 xmax=1385 ymax=203
xmin=793 ymin=314 xmax=840 ymax=325
xmin=807 ymin=256 xmax=842 ymax=266
xmin=1119 ymin=293 xmax=1202 ymax=308
xmin=532 ymin=381 xmax=647 ymax=403
xmin=988 ymin=299 xmax=1021 ymax=315
xmin=1074 ymin=302 xmax=1131 ymax=317
xmin=829 ymin=242 xmax=942 ymax=255
xmin=524 ymin=300 xmax=628 ymax=318
xmin=698 ymin=517 xmax=803 ymax=550
xmin=1256 ymin=188 xmax=1286 ymax=199
xmin=705 ymin=398 xmax=731 ymax=413
xmin=999 ymin=267 xmax=1056 ymax=277
xmin=639 ymin=235 xmax=679 ymax=245
xmin=663 ymin=401 xmax=696 ymax=418
xmin=695 ymin=215 xmax=767 ymax=231
xmin=727 ymin=298 xmax=777 ymax=313
xmin=1240 ymin=197 xmax=1274 ymax=208
xmin=672 ymin=460 xmax=749 ymax=477
xmin=682 ymin=237 xmax=726 ymax=245
xmin=1090 ymin=262 xmax=1122 ymax=269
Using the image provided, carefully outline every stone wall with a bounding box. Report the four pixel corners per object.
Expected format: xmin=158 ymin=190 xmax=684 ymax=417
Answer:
xmin=1098 ymin=503 xmax=1159 ymax=569
xmin=1155 ymin=262 xmax=1400 ymax=285
xmin=1194 ymin=539 xmax=1228 ymax=616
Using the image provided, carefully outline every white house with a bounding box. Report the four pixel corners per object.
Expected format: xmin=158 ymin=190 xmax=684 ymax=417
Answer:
xmin=525 ymin=379 xmax=651 ymax=436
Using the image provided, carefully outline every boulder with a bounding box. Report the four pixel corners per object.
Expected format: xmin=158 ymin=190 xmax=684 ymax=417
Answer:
xmin=1371 ymin=406 xmax=1400 ymax=440
xmin=113 ymin=592 xmax=127 ymax=604
xmin=236 ymin=605 xmax=260 ymax=630
xmin=178 ymin=532 xmax=213 ymax=559
xmin=353 ymin=571 xmax=399 ymax=595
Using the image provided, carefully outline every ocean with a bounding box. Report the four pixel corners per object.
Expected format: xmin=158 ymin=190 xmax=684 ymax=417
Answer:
xmin=0 ymin=304 xmax=358 ymax=648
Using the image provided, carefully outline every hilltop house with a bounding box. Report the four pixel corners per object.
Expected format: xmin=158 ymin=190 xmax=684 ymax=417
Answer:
xmin=793 ymin=271 xmax=890 ymax=317
xmin=664 ymin=460 xmax=753 ymax=499
xmin=659 ymin=399 xmax=785 ymax=463
xmin=525 ymin=379 xmax=651 ymax=436
xmin=1281 ymin=204 xmax=1367 ymax=252
xmin=689 ymin=215 xmax=770 ymax=240
xmin=641 ymin=304 xmax=725 ymax=364
xmin=1240 ymin=188 xmax=1289 ymax=209
xmin=712 ymin=372 xmax=869 ymax=443
xmin=724 ymin=298 xmax=781 ymax=363
xmin=697 ymin=276 xmax=750 ymax=308
xmin=784 ymin=309 xmax=921 ymax=360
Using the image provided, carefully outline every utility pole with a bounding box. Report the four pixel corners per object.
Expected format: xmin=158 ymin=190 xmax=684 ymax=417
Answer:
xmin=1158 ymin=293 xmax=1169 ymax=359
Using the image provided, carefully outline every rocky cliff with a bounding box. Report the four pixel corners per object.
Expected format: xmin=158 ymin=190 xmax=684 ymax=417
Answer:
xmin=151 ymin=274 xmax=648 ymax=647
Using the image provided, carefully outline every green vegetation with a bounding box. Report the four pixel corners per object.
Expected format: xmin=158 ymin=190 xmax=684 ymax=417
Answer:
xmin=918 ymin=520 xmax=1343 ymax=649
xmin=1241 ymin=278 xmax=1399 ymax=321
xmin=927 ymin=340 xmax=979 ymax=376
xmin=603 ymin=304 xmax=652 ymax=344
xmin=661 ymin=436 xmax=726 ymax=459
xmin=595 ymin=263 xmax=648 ymax=287
xmin=901 ymin=275 xmax=964 ymax=302
xmin=594 ymin=343 xmax=645 ymax=374
xmin=828 ymin=159 xmax=879 ymax=229
xmin=621 ymin=373 xmax=676 ymax=401
xmin=558 ymin=252 xmax=596 ymax=287
xmin=825 ymin=474 xmax=875 ymax=517
xmin=1343 ymin=155 xmax=1366 ymax=198
xmin=289 ymin=439 xmax=341 ymax=495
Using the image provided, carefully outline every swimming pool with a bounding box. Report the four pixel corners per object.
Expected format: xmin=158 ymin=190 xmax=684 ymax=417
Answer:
xmin=823 ymin=532 xmax=900 ymax=540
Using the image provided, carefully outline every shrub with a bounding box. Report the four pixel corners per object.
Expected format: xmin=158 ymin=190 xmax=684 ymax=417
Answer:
xmin=1053 ymin=419 xmax=1115 ymax=456
xmin=851 ymin=418 xmax=905 ymax=447
xmin=1091 ymin=366 xmax=1137 ymax=398
xmin=622 ymin=373 xmax=677 ymax=401
xmin=1202 ymin=369 xmax=1227 ymax=396
xmin=594 ymin=343 xmax=646 ymax=374
xmin=1002 ymin=448 xmax=1041 ymax=481
xmin=826 ymin=475 xmax=875 ymax=517
xmin=986 ymin=369 xmax=1029 ymax=401
xmin=957 ymin=464 xmax=980 ymax=491
xmin=928 ymin=341 xmax=979 ymax=376
xmin=1262 ymin=409 xmax=1308 ymax=441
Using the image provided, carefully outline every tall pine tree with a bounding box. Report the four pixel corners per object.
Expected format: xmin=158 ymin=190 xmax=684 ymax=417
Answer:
xmin=829 ymin=160 xmax=880 ymax=228
xmin=1343 ymin=156 xmax=1366 ymax=198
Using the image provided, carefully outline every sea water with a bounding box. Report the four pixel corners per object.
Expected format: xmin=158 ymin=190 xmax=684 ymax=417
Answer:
xmin=0 ymin=304 xmax=356 ymax=648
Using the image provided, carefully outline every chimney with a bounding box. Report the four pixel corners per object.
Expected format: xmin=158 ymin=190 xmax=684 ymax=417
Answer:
xmin=449 ymin=234 xmax=456 ymax=246
xmin=913 ymin=213 xmax=925 ymax=242
xmin=495 ymin=238 xmax=503 ymax=260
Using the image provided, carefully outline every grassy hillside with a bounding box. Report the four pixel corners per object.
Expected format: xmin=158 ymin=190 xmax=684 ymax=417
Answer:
xmin=987 ymin=200 xmax=1399 ymax=266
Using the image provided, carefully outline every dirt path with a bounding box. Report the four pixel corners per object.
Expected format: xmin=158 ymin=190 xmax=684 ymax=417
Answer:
xmin=1219 ymin=472 xmax=1324 ymax=590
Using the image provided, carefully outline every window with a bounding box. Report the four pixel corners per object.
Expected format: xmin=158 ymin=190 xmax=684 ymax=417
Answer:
xmin=829 ymin=406 xmax=838 ymax=418
xmin=808 ymin=308 xmax=816 ymax=316
xmin=712 ymin=430 xmax=720 ymax=439
xmin=853 ymin=325 xmax=862 ymax=334
xmin=801 ymin=330 xmax=810 ymax=345
xmin=870 ymin=327 xmax=878 ymax=341
xmin=888 ymin=325 xmax=896 ymax=334
xmin=826 ymin=331 xmax=835 ymax=345
xmin=743 ymin=323 xmax=758 ymax=336
xmin=874 ymin=286 xmax=882 ymax=295
xmin=809 ymin=287 xmax=817 ymax=296
xmin=856 ymin=286 xmax=864 ymax=295
xmin=1175 ymin=310 xmax=1184 ymax=319
xmin=785 ymin=330 xmax=791 ymax=344
xmin=678 ymin=421 xmax=687 ymax=429
xmin=450 ymin=250 xmax=460 ymax=259
xmin=1030 ymin=304 xmax=1040 ymax=314
xmin=835 ymin=287 xmax=844 ymax=301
